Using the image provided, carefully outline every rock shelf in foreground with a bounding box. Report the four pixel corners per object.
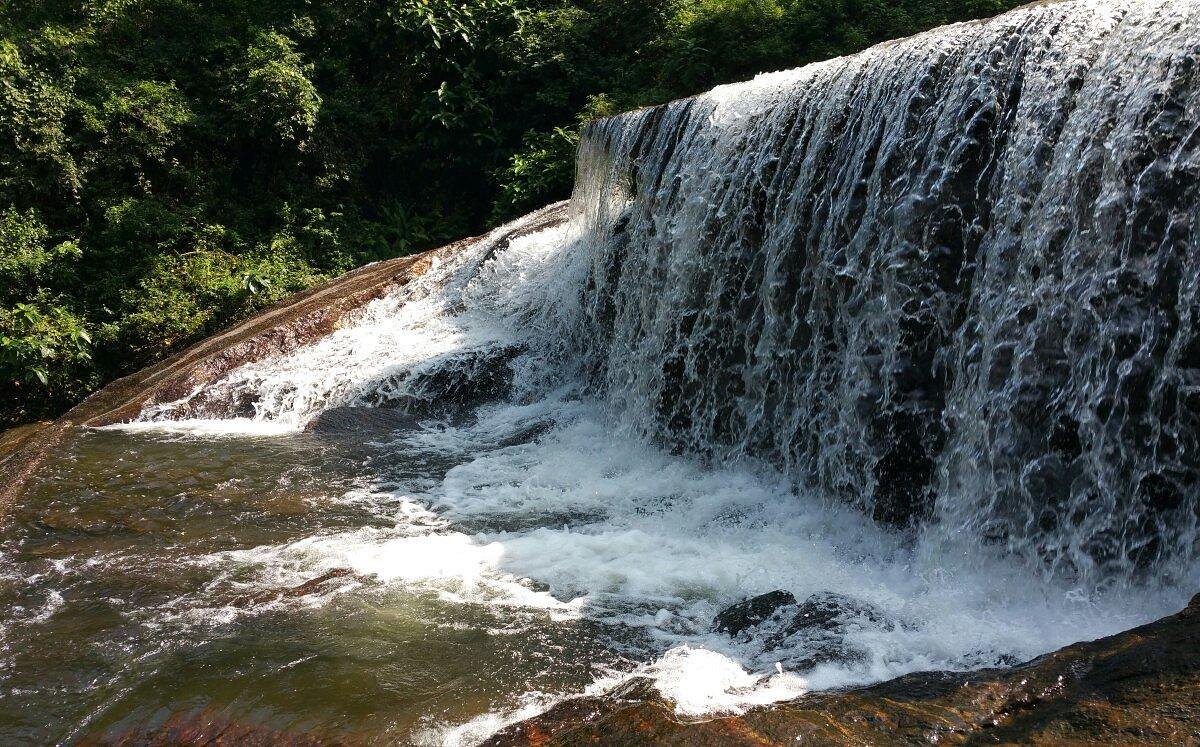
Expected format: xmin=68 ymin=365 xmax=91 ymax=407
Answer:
xmin=487 ymin=594 xmax=1200 ymax=746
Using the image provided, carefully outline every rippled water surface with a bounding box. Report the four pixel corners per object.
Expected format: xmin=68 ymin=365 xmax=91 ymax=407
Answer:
xmin=0 ymin=426 xmax=629 ymax=744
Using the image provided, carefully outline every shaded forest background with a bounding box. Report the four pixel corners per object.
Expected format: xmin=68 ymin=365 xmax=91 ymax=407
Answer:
xmin=1 ymin=0 xmax=1020 ymax=426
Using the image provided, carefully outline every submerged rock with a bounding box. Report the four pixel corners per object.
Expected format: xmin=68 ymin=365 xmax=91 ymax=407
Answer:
xmin=86 ymin=707 xmax=329 ymax=746
xmin=712 ymin=590 xmax=797 ymax=636
xmin=303 ymin=406 xmax=422 ymax=436
xmin=228 ymin=568 xmax=360 ymax=609
xmin=486 ymin=594 xmax=1200 ymax=746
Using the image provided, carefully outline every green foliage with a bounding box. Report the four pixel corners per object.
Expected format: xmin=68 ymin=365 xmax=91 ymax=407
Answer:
xmin=0 ymin=207 xmax=78 ymax=297
xmin=235 ymin=31 xmax=320 ymax=147
xmin=491 ymin=126 xmax=580 ymax=221
xmin=0 ymin=0 xmax=1023 ymax=426
xmin=0 ymin=298 xmax=93 ymax=421
xmin=118 ymin=245 xmax=321 ymax=357
xmin=98 ymin=80 xmax=193 ymax=175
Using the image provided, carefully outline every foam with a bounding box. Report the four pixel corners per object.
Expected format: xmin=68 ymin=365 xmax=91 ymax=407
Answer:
xmin=206 ymin=496 xmax=582 ymax=617
xmin=646 ymin=646 xmax=809 ymax=717
xmin=100 ymin=418 xmax=298 ymax=437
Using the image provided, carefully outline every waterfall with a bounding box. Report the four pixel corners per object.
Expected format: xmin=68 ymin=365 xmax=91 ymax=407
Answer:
xmin=563 ymin=0 xmax=1200 ymax=585
xmin=140 ymin=0 xmax=1200 ymax=590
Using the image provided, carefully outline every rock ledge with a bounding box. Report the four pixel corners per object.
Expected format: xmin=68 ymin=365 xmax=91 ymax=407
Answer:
xmin=486 ymin=594 xmax=1200 ymax=745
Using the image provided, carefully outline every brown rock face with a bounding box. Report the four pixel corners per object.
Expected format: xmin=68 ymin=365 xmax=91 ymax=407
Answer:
xmin=486 ymin=594 xmax=1200 ymax=746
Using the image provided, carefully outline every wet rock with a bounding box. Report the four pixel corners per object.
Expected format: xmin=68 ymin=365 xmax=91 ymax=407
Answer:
xmin=715 ymin=591 xmax=889 ymax=672
xmin=762 ymin=591 xmax=889 ymax=670
xmin=0 ymin=421 xmax=51 ymax=467
xmin=371 ymin=344 xmax=524 ymax=418
xmin=494 ymin=419 xmax=556 ymax=448
xmin=229 ymin=568 xmax=360 ymax=608
xmin=485 ymin=594 xmax=1200 ymax=746
xmin=776 ymin=591 xmax=885 ymax=637
xmin=608 ymin=676 xmax=659 ymax=701
xmin=712 ymin=590 xmax=796 ymax=636
xmin=284 ymin=568 xmax=358 ymax=597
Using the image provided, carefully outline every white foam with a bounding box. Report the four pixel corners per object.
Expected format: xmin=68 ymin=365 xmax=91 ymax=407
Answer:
xmin=206 ymin=496 xmax=582 ymax=617
xmin=194 ymin=399 xmax=1187 ymax=733
xmin=646 ymin=646 xmax=809 ymax=717
xmin=423 ymin=403 xmax=1186 ymax=679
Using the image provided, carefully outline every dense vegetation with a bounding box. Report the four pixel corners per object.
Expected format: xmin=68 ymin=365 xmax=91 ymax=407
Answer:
xmin=0 ymin=0 xmax=1020 ymax=426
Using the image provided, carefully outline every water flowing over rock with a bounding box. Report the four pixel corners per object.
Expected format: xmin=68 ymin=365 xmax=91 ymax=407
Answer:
xmin=486 ymin=594 xmax=1200 ymax=746
xmin=564 ymin=0 xmax=1200 ymax=584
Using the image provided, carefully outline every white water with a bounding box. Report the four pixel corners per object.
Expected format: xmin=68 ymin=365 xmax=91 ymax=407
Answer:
xmin=123 ymin=0 xmax=1200 ymax=741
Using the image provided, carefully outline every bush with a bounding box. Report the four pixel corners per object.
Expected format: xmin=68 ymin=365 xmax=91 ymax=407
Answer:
xmin=234 ymin=31 xmax=321 ymax=148
xmin=0 ymin=298 xmax=93 ymax=424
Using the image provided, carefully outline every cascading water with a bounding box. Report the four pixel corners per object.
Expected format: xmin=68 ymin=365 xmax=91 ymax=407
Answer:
xmin=566 ymin=0 xmax=1200 ymax=585
xmin=10 ymin=0 xmax=1199 ymax=742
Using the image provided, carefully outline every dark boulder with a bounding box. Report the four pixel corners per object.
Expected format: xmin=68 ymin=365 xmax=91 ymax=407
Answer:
xmin=774 ymin=591 xmax=885 ymax=639
xmin=712 ymin=590 xmax=797 ymax=636
xmin=405 ymin=344 xmax=523 ymax=412
xmin=714 ymin=591 xmax=891 ymax=672
xmin=763 ymin=591 xmax=889 ymax=670
xmin=362 ymin=344 xmax=525 ymax=418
